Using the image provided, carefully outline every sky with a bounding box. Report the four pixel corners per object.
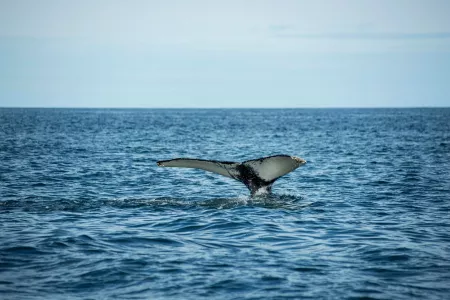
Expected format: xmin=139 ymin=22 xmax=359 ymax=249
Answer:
xmin=1 ymin=0 xmax=450 ymax=108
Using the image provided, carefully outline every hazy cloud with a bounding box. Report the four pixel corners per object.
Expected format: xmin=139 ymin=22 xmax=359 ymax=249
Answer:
xmin=272 ymin=31 xmax=450 ymax=40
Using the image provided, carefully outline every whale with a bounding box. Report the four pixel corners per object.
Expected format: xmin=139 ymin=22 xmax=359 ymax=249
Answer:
xmin=157 ymin=155 xmax=306 ymax=196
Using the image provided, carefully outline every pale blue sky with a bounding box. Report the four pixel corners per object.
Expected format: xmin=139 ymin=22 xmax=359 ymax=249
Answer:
xmin=1 ymin=0 xmax=450 ymax=107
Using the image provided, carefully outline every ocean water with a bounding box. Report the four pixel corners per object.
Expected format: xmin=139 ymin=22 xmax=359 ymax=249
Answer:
xmin=1 ymin=108 xmax=450 ymax=299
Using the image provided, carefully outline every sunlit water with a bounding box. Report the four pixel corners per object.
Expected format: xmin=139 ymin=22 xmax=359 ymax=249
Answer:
xmin=1 ymin=108 xmax=450 ymax=299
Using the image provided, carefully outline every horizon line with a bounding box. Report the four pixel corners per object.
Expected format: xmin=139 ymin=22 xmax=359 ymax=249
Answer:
xmin=1 ymin=106 xmax=449 ymax=109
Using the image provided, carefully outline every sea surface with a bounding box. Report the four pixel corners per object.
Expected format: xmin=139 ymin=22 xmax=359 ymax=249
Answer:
xmin=1 ymin=108 xmax=450 ymax=299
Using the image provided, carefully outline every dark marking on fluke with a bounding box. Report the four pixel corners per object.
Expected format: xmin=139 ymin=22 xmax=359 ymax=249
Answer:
xmin=157 ymin=155 xmax=306 ymax=196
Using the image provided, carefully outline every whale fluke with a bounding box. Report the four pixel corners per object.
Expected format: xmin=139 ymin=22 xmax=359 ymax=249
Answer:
xmin=157 ymin=155 xmax=306 ymax=196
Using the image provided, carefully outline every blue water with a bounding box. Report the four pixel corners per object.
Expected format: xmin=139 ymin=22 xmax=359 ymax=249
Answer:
xmin=1 ymin=108 xmax=450 ymax=299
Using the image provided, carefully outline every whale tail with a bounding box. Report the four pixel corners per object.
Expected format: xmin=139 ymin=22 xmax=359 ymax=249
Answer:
xmin=157 ymin=155 xmax=306 ymax=196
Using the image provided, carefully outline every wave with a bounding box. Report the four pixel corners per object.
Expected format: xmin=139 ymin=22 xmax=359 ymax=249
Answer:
xmin=0 ymin=193 xmax=312 ymax=213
